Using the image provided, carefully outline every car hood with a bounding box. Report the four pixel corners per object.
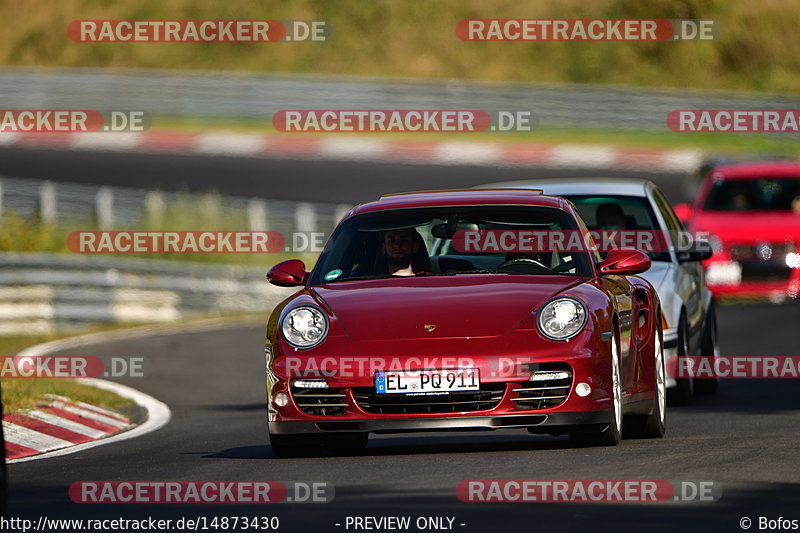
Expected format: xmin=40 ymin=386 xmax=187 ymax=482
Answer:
xmin=313 ymin=275 xmax=589 ymax=341
xmin=693 ymin=212 xmax=800 ymax=244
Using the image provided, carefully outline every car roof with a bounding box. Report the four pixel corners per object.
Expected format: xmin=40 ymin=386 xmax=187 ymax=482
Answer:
xmin=707 ymin=161 xmax=800 ymax=180
xmin=349 ymin=188 xmax=567 ymax=216
xmin=479 ymin=178 xmax=652 ymax=197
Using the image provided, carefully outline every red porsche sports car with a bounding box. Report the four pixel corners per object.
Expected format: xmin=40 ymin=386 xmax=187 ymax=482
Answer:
xmin=675 ymin=161 xmax=800 ymax=300
xmin=265 ymin=189 xmax=665 ymax=457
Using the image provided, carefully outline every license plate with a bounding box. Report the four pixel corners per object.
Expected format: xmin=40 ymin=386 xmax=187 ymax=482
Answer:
xmin=375 ymin=369 xmax=480 ymax=394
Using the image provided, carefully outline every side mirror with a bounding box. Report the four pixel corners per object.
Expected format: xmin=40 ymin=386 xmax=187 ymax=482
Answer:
xmin=673 ymin=203 xmax=694 ymax=224
xmin=599 ymin=249 xmax=652 ymax=276
xmin=267 ymin=259 xmax=308 ymax=287
xmin=677 ymin=239 xmax=714 ymax=263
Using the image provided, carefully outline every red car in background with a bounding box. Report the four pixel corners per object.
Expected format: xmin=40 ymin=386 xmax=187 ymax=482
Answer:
xmin=265 ymin=189 xmax=665 ymax=456
xmin=675 ymin=162 xmax=800 ymax=300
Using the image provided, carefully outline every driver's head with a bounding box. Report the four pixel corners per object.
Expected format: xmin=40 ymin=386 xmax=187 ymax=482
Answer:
xmin=505 ymin=232 xmax=543 ymax=263
xmin=381 ymin=228 xmax=421 ymax=267
xmin=791 ymin=195 xmax=800 ymax=215
xmin=596 ymin=202 xmax=626 ymax=230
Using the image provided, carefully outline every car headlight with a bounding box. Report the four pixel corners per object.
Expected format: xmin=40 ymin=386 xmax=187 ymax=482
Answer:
xmin=281 ymin=306 xmax=328 ymax=348
xmin=537 ymin=297 xmax=587 ymax=341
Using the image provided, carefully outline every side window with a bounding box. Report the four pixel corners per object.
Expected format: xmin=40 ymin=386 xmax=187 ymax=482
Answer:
xmin=652 ymin=189 xmax=685 ymax=252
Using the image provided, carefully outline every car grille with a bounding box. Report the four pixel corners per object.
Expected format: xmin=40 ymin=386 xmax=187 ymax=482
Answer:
xmin=512 ymin=363 xmax=573 ymax=410
xmin=739 ymin=263 xmax=793 ymax=283
xmin=353 ymin=383 xmax=505 ymax=414
xmin=730 ymin=243 xmax=794 ymax=263
xmin=291 ymin=386 xmax=348 ymax=416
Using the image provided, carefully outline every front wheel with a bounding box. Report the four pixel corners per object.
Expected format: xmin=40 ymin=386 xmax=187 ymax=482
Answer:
xmin=694 ymin=304 xmax=720 ymax=395
xmin=626 ymin=328 xmax=666 ymax=438
xmin=668 ymin=318 xmax=693 ymax=405
xmin=570 ymin=331 xmax=622 ymax=447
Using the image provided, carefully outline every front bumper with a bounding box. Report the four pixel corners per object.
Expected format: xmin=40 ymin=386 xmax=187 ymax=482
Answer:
xmin=269 ymin=409 xmax=613 ymax=436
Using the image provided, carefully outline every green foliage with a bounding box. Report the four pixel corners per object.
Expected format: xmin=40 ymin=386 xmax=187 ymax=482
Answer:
xmin=0 ymin=0 xmax=798 ymax=92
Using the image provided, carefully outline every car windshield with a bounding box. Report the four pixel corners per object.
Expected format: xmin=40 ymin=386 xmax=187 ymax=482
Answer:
xmin=309 ymin=205 xmax=594 ymax=284
xmin=563 ymin=195 xmax=672 ymax=262
xmin=703 ymin=177 xmax=800 ymax=212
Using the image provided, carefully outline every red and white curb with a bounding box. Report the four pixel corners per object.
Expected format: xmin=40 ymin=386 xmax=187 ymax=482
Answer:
xmin=5 ymin=326 xmax=174 ymax=464
xmin=4 ymin=394 xmax=131 ymax=460
xmin=0 ymin=130 xmax=704 ymax=173
xmin=5 ymin=378 xmax=170 ymax=464
xmin=3 ymin=319 xmax=265 ymax=463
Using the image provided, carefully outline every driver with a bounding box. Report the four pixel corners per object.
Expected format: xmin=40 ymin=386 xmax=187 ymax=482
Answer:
xmin=381 ymin=228 xmax=428 ymax=276
xmin=500 ymin=233 xmax=548 ymax=268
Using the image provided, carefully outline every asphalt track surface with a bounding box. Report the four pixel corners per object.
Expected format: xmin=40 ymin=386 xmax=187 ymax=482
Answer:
xmin=0 ymin=146 xmax=690 ymax=204
xmin=4 ymin=147 xmax=800 ymax=532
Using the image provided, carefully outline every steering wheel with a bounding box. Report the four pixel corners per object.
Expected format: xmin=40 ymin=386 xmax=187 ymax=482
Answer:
xmin=499 ymin=258 xmax=547 ymax=268
xmin=497 ymin=258 xmax=553 ymax=274
xmin=552 ymin=262 xmax=577 ymax=273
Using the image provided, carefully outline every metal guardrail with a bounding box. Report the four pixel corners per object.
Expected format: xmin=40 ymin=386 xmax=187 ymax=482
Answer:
xmin=0 ymin=175 xmax=351 ymax=232
xmin=1 ymin=67 xmax=800 ymax=131
xmin=0 ymin=252 xmax=296 ymax=336
xmin=0 ymin=175 xmax=343 ymax=336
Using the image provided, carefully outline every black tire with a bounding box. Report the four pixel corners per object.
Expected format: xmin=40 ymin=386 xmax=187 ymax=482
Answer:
xmin=269 ymin=432 xmax=368 ymax=458
xmin=570 ymin=331 xmax=622 ymax=447
xmin=625 ymin=328 xmax=666 ymax=438
xmin=668 ymin=317 xmax=693 ymax=406
xmin=695 ymin=303 xmax=720 ymax=395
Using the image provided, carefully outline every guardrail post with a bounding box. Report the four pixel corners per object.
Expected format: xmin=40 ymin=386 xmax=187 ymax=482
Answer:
xmin=39 ymin=181 xmax=57 ymax=222
xmin=95 ymin=187 xmax=114 ymax=229
xmin=144 ymin=190 xmax=166 ymax=227
xmin=295 ymin=202 xmax=317 ymax=233
xmin=248 ymin=199 xmax=268 ymax=231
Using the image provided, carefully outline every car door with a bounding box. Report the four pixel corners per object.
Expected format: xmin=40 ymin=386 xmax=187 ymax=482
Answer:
xmin=600 ymin=275 xmax=634 ymax=390
xmin=652 ymin=189 xmax=704 ymax=338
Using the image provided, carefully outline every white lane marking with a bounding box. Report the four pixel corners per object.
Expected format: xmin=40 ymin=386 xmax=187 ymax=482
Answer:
xmin=661 ymin=148 xmax=703 ymax=172
xmin=22 ymin=409 xmax=107 ymax=438
xmin=70 ymin=132 xmax=143 ymax=150
xmin=433 ymin=141 xmax=502 ymax=165
xmin=549 ymin=145 xmax=617 ymax=167
xmin=316 ymin=138 xmax=388 ymax=160
xmin=9 ymin=378 xmax=171 ymax=464
xmin=75 ymin=400 xmax=130 ymax=422
xmin=48 ymin=401 xmax=130 ymax=429
xmin=0 ymin=132 xmax=21 ymax=146
xmin=3 ymin=422 xmax=73 ymax=451
xmin=194 ymin=132 xmax=265 ymax=156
